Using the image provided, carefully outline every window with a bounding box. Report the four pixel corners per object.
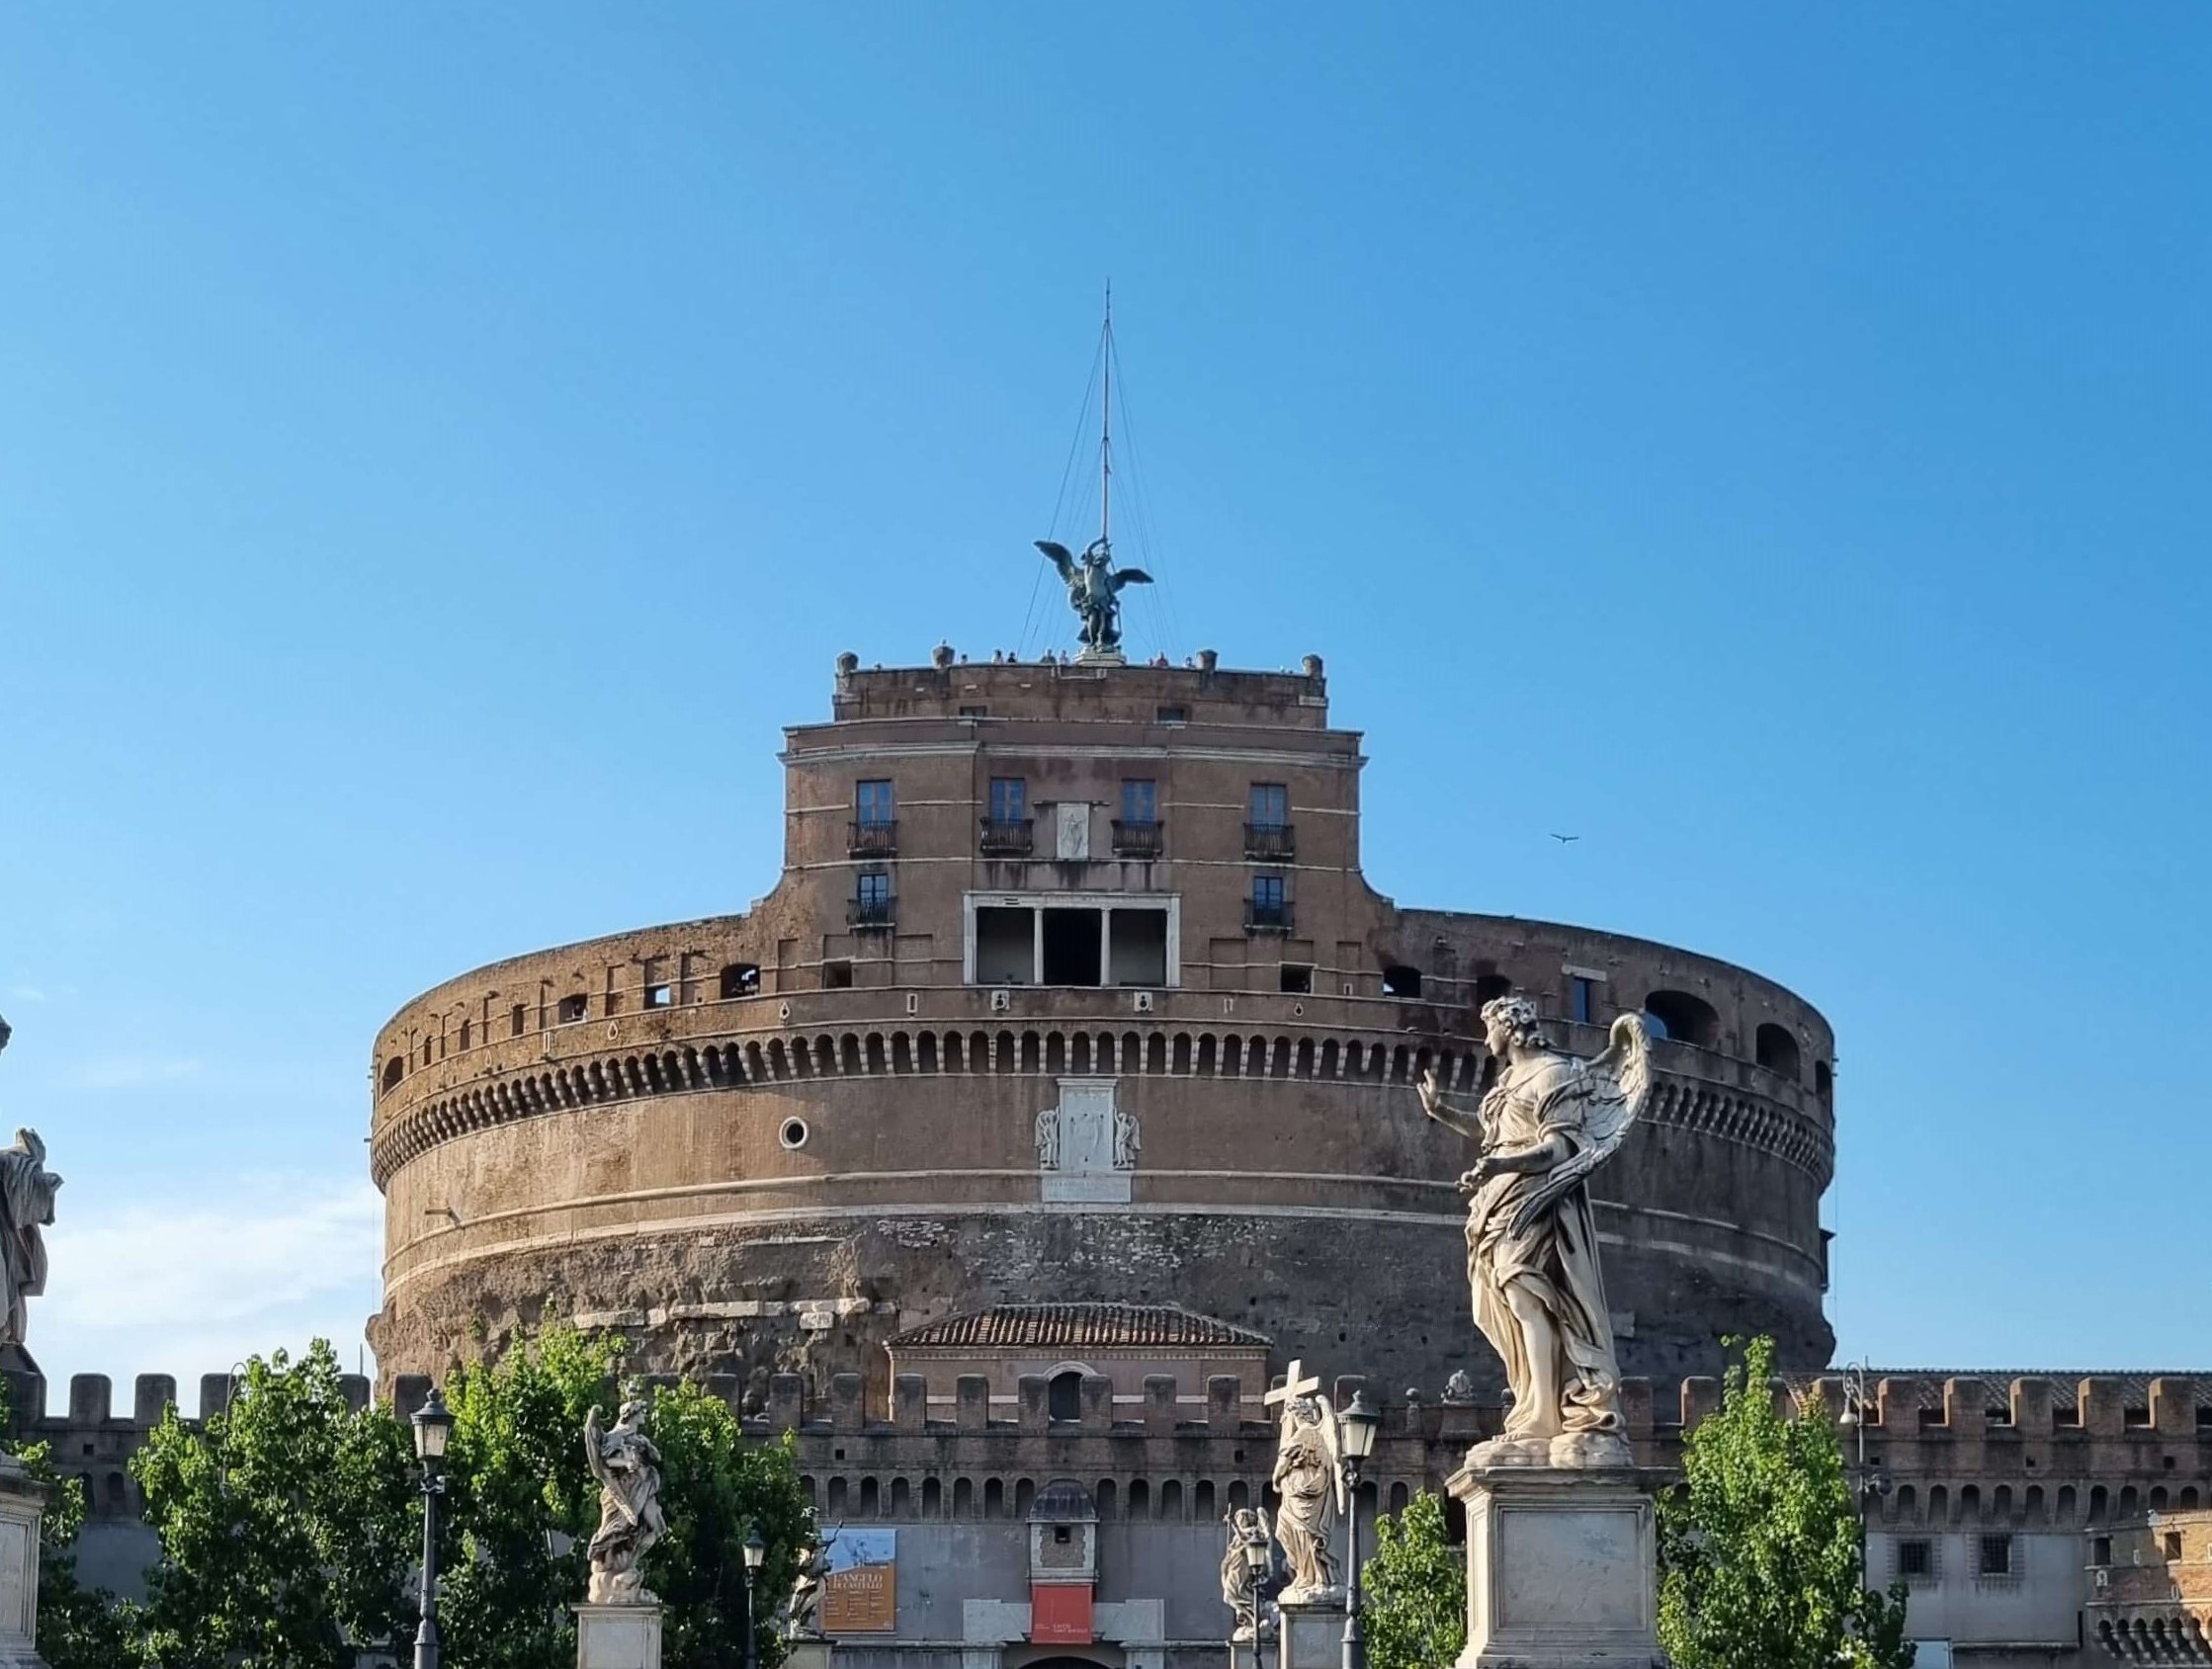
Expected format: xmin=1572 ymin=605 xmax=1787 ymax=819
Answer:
xmin=1474 ymin=972 xmax=1512 ymax=1007
xmin=1570 ymin=975 xmax=1598 ymax=1025
xmin=556 ymin=993 xmax=589 ymax=1024
xmin=1281 ymin=964 xmax=1313 ymax=995
xmin=511 ymin=1003 xmax=528 ymax=1037
xmin=2166 ymin=1532 xmax=2183 ymax=1561
xmin=858 ymin=872 xmax=892 ymax=910
xmin=1121 ymin=779 xmax=1156 ymax=825
xmin=1755 ymin=1022 xmax=1802 ymax=1079
xmin=856 ymin=780 xmax=894 ymax=827
xmin=1897 ymin=1539 xmax=1932 ymax=1578
xmin=720 ymin=962 xmax=761 ymax=999
xmin=381 ymin=1057 xmax=403 ymax=1095
xmin=1249 ymin=784 xmax=1289 ymax=829
xmin=2092 ymin=1536 xmax=2112 ymax=1566
xmin=1978 ymin=1534 xmax=2012 ymax=1576
xmin=1155 ymin=705 xmax=1188 ymax=723
xmin=822 ymin=960 xmax=853 ymax=990
xmin=1049 ymin=1371 xmax=1083 ymax=1422
xmin=959 ymin=705 xmax=987 ymax=718
xmin=643 ymin=982 xmax=671 ymax=1009
xmin=1248 ymin=875 xmax=1289 ymax=931
xmin=1383 ymin=964 xmax=1422 ymax=998
xmin=1643 ymin=989 xmax=1721 ymax=1047
xmin=989 ymin=778 xmax=1026 ymax=823
xmin=460 ymin=1019 xmax=471 ymax=1049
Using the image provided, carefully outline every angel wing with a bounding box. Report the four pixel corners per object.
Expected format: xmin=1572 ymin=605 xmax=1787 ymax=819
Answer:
xmin=1507 ymin=1012 xmax=1652 ymax=1236
xmin=583 ymin=1405 xmax=612 ymax=1490
xmin=1319 ymin=1403 xmax=1346 ymax=1513
xmin=1110 ymin=567 xmax=1153 ymax=590
xmin=1034 ymin=541 xmax=1078 ymax=582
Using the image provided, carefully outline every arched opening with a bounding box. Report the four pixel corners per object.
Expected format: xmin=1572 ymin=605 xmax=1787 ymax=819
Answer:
xmin=1473 ymin=973 xmax=1512 ymax=1008
xmin=1173 ymin=1034 xmax=1193 ymax=1074
xmin=1643 ymin=989 xmax=1720 ymax=1047
xmin=921 ymin=1476 xmax=942 ymax=1518
xmin=1128 ymin=1478 xmax=1149 ymax=1519
xmin=1194 ymin=1479 xmax=1215 ymax=1519
xmin=1815 ymin=1059 xmax=1833 ymax=1101
xmin=1754 ymin=1023 xmax=1801 ymax=1079
xmin=1382 ymin=965 xmax=1422 ymax=998
xmin=1159 ymin=1479 xmax=1183 ymax=1521
xmin=720 ymin=962 xmax=761 ymax=999
xmin=983 ymin=1478 xmax=1004 ymax=1518
xmin=1049 ymin=1371 xmax=1083 ymax=1423
xmin=953 ymin=1476 xmax=975 ymax=1518
xmin=382 ymin=1057 xmax=404 ymax=1095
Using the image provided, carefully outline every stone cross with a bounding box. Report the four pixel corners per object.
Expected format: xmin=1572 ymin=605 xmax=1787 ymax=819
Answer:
xmin=1265 ymin=1361 xmax=1322 ymax=1412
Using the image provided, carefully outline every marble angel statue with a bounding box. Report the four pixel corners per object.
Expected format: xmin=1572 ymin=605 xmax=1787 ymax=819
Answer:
xmin=1220 ymin=1505 xmax=1276 ymax=1639
xmin=0 ymin=1019 xmax=59 ymax=1359
xmin=1269 ymin=1391 xmax=1343 ymax=1601
xmin=786 ymin=1523 xmax=838 ymax=1638
xmin=584 ymin=1398 xmax=667 ymax=1603
xmin=1417 ymin=993 xmax=1651 ymax=1467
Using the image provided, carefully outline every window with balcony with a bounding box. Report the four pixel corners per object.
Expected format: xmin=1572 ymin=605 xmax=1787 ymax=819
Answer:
xmin=1245 ymin=784 xmax=1295 ymax=859
xmin=981 ymin=777 xmax=1030 ymax=854
xmin=720 ymin=962 xmax=761 ymax=999
xmin=1248 ymin=875 xmax=1291 ymax=932
xmin=851 ymin=780 xmax=896 ymax=857
xmin=556 ymin=993 xmax=589 ymax=1024
xmin=966 ymin=894 xmax=1175 ymax=987
xmin=851 ymin=870 xmax=894 ymax=929
xmin=1114 ymin=779 xmax=1162 ymax=856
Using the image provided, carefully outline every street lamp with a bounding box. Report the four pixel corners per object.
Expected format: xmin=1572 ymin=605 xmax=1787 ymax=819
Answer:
xmin=1837 ymin=1362 xmax=1890 ymax=1579
xmin=742 ymin=1526 xmax=767 ymax=1669
xmin=1240 ymin=1518 xmax=1274 ymax=1669
xmin=1337 ymin=1390 xmax=1381 ymax=1669
xmin=410 ymin=1386 xmax=455 ymax=1669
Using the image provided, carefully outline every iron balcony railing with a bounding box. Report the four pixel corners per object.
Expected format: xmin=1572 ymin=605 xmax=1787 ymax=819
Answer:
xmin=848 ymin=819 xmax=897 ymax=858
xmin=1243 ymin=821 xmax=1297 ymax=861
xmin=1245 ymin=899 xmax=1295 ymax=933
xmin=978 ymin=817 xmax=1033 ymax=857
xmin=848 ymin=896 xmax=896 ymax=930
xmin=1111 ymin=818 xmax=1164 ymax=859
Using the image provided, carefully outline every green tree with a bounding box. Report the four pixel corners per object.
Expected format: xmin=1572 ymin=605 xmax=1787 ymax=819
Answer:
xmin=434 ymin=1321 xmax=811 ymax=1669
xmin=128 ymin=1339 xmax=419 ymax=1668
xmin=1361 ymin=1489 xmax=1465 ymax=1669
xmin=1658 ymin=1335 xmax=1914 ymax=1669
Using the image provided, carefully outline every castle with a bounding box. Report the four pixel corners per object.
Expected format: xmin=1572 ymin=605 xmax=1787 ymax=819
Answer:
xmin=25 ymin=646 xmax=2207 ymax=1666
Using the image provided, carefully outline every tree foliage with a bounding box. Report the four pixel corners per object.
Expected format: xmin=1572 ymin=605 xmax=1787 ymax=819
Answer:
xmin=1657 ymin=1335 xmax=1914 ymax=1669
xmin=128 ymin=1339 xmax=419 ymax=1668
xmin=3 ymin=1380 xmax=138 ymax=1669
xmin=435 ymin=1321 xmax=811 ymax=1669
xmin=1361 ymin=1489 xmax=1465 ymax=1669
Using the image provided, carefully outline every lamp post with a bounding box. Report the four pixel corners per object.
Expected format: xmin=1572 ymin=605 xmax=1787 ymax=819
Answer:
xmin=1837 ymin=1361 xmax=1890 ymax=1580
xmin=1337 ymin=1390 xmax=1381 ymax=1669
xmin=410 ymin=1386 xmax=455 ymax=1669
xmin=1240 ymin=1517 xmax=1274 ymax=1669
xmin=742 ymin=1525 xmax=767 ymax=1669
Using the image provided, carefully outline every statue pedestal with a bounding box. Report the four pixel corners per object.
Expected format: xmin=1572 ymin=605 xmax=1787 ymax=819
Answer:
xmin=0 ymin=1454 xmax=47 ymax=1668
xmin=1447 ymin=1462 xmax=1661 ymax=1669
xmin=784 ymin=1638 xmax=834 ymax=1669
xmin=1274 ymin=1596 xmax=1345 ymax=1669
xmin=574 ymin=1602 xmax=662 ymax=1669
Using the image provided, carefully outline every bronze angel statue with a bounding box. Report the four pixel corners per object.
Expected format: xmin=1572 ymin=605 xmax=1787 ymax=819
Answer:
xmin=1035 ymin=538 xmax=1151 ymax=657
xmin=1416 ymin=993 xmax=1651 ymax=1467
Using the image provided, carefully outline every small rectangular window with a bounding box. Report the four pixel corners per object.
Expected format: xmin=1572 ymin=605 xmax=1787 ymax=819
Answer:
xmin=1383 ymin=964 xmax=1422 ymax=998
xmin=1570 ymin=975 xmax=1597 ymax=1025
xmin=643 ymin=983 xmax=671 ymax=1009
xmin=1280 ymin=963 xmax=1313 ymax=995
xmin=2165 ymin=1531 xmax=2183 ymax=1561
xmin=1248 ymin=783 xmax=1289 ymax=828
xmin=2092 ymin=1536 xmax=2112 ymax=1566
xmin=822 ymin=960 xmax=853 ymax=990
xmin=856 ymin=780 xmax=894 ymax=827
xmin=1253 ymin=875 xmax=1285 ymax=910
xmin=720 ymin=962 xmax=761 ymax=999
xmin=1897 ymin=1539 xmax=1932 ymax=1578
xmin=1155 ymin=705 xmax=1188 ymax=723
xmin=511 ymin=1003 xmax=528 ymax=1037
xmin=556 ymin=994 xmax=589 ymax=1024
xmin=1978 ymin=1534 xmax=2011 ymax=1576
xmin=989 ymin=777 xmax=1026 ymax=823
xmin=959 ymin=705 xmax=987 ymax=718
xmin=1121 ymin=779 xmax=1156 ymax=824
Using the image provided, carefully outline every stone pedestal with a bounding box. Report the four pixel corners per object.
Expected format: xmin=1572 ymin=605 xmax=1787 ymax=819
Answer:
xmin=1275 ymin=1596 xmax=1346 ymax=1669
xmin=784 ymin=1638 xmax=834 ymax=1669
xmin=1448 ymin=1462 xmax=1661 ymax=1669
xmin=574 ymin=1602 xmax=662 ymax=1669
xmin=0 ymin=1455 xmax=47 ymax=1668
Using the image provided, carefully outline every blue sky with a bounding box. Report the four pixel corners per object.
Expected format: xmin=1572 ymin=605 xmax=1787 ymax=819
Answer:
xmin=3 ymin=7 xmax=2208 ymax=1399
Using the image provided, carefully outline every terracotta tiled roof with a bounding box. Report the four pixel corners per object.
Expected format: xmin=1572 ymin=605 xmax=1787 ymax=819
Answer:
xmin=891 ymin=1302 xmax=1271 ymax=1351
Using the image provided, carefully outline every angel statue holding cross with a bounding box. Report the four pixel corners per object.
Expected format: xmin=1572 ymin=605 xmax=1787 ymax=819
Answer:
xmin=1417 ymin=993 xmax=1651 ymax=1468
xmin=1266 ymin=1363 xmax=1343 ymax=1602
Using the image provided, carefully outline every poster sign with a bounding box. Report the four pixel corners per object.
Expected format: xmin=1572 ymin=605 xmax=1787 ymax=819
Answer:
xmin=820 ymin=1528 xmax=896 ymax=1633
